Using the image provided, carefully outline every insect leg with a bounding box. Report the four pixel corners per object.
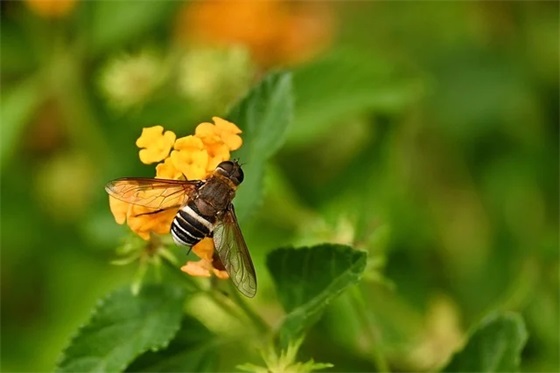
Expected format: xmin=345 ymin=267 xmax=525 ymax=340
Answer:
xmin=134 ymin=205 xmax=182 ymax=217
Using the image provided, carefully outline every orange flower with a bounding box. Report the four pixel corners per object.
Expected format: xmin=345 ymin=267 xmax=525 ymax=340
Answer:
xmin=181 ymin=238 xmax=229 ymax=279
xmin=109 ymin=189 xmax=178 ymax=240
xmin=108 ymin=117 xmax=243 ymax=279
xmin=175 ymin=0 xmax=334 ymax=67
xmin=25 ymin=0 xmax=76 ymax=18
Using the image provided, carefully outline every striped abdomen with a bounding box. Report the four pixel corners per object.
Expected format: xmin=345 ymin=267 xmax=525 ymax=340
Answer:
xmin=171 ymin=202 xmax=216 ymax=246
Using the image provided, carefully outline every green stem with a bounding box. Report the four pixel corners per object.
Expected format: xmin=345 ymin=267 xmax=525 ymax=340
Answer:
xmin=350 ymin=286 xmax=390 ymax=372
xmin=207 ymin=289 xmax=251 ymax=326
xmin=161 ymin=257 xmax=264 ymax=331
xmin=227 ymin=281 xmax=270 ymax=335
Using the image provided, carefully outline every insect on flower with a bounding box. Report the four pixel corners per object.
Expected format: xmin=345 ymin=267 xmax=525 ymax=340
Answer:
xmin=105 ymin=160 xmax=257 ymax=298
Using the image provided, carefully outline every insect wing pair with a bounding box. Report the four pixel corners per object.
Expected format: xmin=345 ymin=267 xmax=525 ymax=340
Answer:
xmin=105 ymin=177 xmax=257 ymax=298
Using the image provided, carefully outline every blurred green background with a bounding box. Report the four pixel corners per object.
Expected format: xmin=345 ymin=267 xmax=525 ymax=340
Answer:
xmin=1 ymin=1 xmax=558 ymax=372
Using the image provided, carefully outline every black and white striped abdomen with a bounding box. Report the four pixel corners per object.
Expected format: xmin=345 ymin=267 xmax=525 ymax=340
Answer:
xmin=171 ymin=203 xmax=215 ymax=246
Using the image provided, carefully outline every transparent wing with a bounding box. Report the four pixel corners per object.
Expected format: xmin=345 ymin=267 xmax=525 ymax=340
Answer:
xmin=105 ymin=177 xmax=201 ymax=210
xmin=213 ymin=205 xmax=257 ymax=298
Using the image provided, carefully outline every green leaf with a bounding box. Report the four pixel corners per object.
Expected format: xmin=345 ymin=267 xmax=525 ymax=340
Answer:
xmin=0 ymin=78 xmax=42 ymax=169
xmin=288 ymin=49 xmax=424 ymax=146
xmin=441 ymin=312 xmax=528 ymax=372
xmin=57 ymin=284 xmax=187 ymax=373
xmin=228 ymin=71 xmax=293 ymax=222
xmin=126 ymin=316 xmax=218 ymax=372
xmin=266 ymin=244 xmax=367 ymax=346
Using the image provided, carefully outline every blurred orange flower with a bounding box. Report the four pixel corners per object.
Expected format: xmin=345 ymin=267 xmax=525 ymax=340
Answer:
xmin=25 ymin=0 xmax=76 ymax=18
xmin=175 ymin=0 xmax=334 ymax=67
xmin=109 ymin=117 xmax=243 ymax=278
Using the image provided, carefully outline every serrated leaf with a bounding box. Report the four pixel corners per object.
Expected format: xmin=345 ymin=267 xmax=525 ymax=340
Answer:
xmin=228 ymin=71 xmax=293 ymax=222
xmin=57 ymin=284 xmax=187 ymax=373
xmin=288 ymin=49 xmax=423 ymax=146
xmin=126 ymin=316 xmax=218 ymax=372
xmin=267 ymin=244 xmax=367 ymax=346
xmin=441 ymin=312 xmax=528 ymax=372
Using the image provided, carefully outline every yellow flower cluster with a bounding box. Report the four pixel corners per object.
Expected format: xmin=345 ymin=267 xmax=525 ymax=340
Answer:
xmin=136 ymin=116 xmax=242 ymax=180
xmin=109 ymin=117 xmax=242 ymax=279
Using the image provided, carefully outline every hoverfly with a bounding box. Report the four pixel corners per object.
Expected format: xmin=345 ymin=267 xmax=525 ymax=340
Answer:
xmin=105 ymin=160 xmax=257 ymax=298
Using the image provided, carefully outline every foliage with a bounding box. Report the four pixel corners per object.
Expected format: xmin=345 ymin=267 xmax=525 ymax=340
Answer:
xmin=57 ymin=285 xmax=187 ymax=372
xmin=441 ymin=312 xmax=528 ymax=372
xmin=267 ymin=245 xmax=366 ymax=347
xmin=1 ymin=1 xmax=558 ymax=372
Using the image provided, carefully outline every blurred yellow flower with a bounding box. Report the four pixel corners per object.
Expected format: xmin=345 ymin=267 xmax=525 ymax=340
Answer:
xmin=177 ymin=46 xmax=254 ymax=116
xmin=25 ymin=0 xmax=76 ymax=18
xmin=109 ymin=117 xmax=243 ymax=278
xmin=98 ymin=50 xmax=165 ymax=110
xmin=175 ymin=0 xmax=334 ymax=67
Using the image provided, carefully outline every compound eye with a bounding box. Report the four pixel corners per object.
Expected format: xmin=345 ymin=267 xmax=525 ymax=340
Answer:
xmin=235 ymin=167 xmax=244 ymax=184
xmin=217 ymin=161 xmax=234 ymax=173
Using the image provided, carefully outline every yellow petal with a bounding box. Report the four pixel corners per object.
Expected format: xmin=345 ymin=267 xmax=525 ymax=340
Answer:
xmin=192 ymin=237 xmax=214 ymax=261
xmin=181 ymin=260 xmax=212 ymax=277
xmin=194 ymin=122 xmax=221 ymax=142
xmin=212 ymin=268 xmax=230 ymax=279
xmin=170 ymin=149 xmax=209 ymax=180
xmin=109 ymin=196 xmax=130 ymax=225
xmin=221 ymin=133 xmax=242 ymax=151
xmin=136 ymin=126 xmax=176 ymax=164
xmin=204 ymin=141 xmax=231 ymax=171
xmin=156 ymin=157 xmax=184 ymax=179
xmin=213 ymin=116 xmax=241 ymax=134
xmin=212 ymin=117 xmax=242 ymax=150
xmin=174 ymin=135 xmax=205 ymax=151
xmin=124 ymin=202 xmax=177 ymax=240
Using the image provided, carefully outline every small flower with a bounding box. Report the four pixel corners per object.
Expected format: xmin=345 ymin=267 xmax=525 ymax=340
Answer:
xmin=181 ymin=238 xmax=229 ymax=279
xmin=202 ymin=116 xmax=243 ymax=150
xmin=238 ymin=338 xmax=333 ymax=373
xmin=196 ymin=117 xmax=243 ymax=172
xmin=25 ymin=0 xmax=76 ymax=18
xmin=136 ymin=126 xmax=176 ymax=164
xmin=108 ymin=117 xmax=243 ymax=280
xmin=170 ymin=135 xmax=209 ymax=180
xmin=155 ymin=157 xmax=183 ymax=180
xmin=98 ymin=50 xmax=165 ymax=110
xmin=177 ymin=46 xmax=254 ymax=116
